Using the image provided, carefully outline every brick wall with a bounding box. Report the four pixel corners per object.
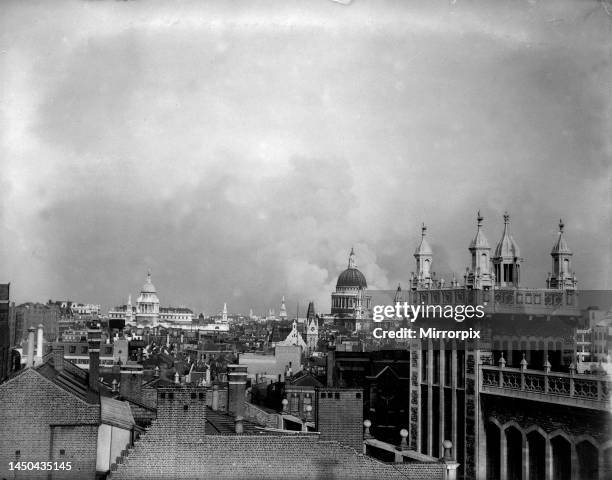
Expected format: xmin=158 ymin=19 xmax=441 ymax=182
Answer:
xmin=0 ymin=368 xmax=100 ymax=479
xmin=156 ymin=386 xmax=207 ymax=438
xmin=315 ymin=388 xmax=363 ymax=451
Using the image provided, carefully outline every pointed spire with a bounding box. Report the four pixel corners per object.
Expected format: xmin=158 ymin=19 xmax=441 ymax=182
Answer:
xmin=551 ymin=218 xmax=571 ymax=254
xmin=414 ymin=223 xmax=433 ymax=256
xmin=494 ymin=211 xmax=520 ymax=258
xmin=348 ymin=247 xmax=356 ymax=268
xmin=469 ymin=211 xmax=489 ymax=249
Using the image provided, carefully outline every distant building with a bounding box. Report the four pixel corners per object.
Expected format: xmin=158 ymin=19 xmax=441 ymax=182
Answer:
xmin=109 ymin=272 xmax=195 ymax=329
xmin=330 ymin=248 xmax=371 ymax=328
xmin=305 ymin=301 xmax=319 ymax=355
xmin=239 ymin=345 xmax=302 ymax=382
xmin=279 ymin=296 xmax=287 ymax=320
xmin=14 ymin=301 xmax=60 ymax=342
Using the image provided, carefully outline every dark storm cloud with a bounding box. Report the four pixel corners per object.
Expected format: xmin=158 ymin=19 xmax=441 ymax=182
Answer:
xmin=1 ymin=0 xmax=610 ymax=314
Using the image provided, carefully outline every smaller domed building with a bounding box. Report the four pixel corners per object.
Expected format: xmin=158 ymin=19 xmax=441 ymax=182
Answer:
xmin=330 ymin=248 xmax=372 ymax=328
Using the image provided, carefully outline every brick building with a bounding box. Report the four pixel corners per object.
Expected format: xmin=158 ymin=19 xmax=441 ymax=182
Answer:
xmin=0 ymin=328 xmax=135 ymax=480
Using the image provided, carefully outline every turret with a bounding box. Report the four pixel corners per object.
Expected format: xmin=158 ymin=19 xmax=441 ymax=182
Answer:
xmin=546 ymin=219 xmax=577 ymax=290
xmin=412 ymin=223 xmax=433 ymax=289
xmin=492 ymin=212 xmax=522 ymax=287
xmin=466 ymin=211 xmax=494 ymax=289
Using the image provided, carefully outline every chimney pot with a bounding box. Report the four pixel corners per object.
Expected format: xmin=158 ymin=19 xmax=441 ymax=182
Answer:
xmin=27 ymin=327 xmax=36 ymax=368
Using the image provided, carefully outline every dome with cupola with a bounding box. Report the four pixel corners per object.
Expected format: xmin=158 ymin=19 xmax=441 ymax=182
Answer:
xmin=336 ymin=248 xmax=368 ymax=289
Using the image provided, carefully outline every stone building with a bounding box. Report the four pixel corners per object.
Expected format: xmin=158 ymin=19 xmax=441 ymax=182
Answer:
xmin=330 ymin=248 xmax=372 ymax=328
xmin=328 ymin=213 xmax=611 ymax=480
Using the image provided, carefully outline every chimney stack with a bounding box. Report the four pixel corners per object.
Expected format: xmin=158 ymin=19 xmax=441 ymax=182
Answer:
xmin=27 ymin=327 xmax=36 ymax=368
xmin=53 ymin=344 xmax=64 ymax=372
xmin=36 ymin=324 xmax=44 ymax=365
xmin=120 ymin=369 xmax=143 ymax=401
xmin=211 ymin=384 xmax=219 ymax=411
xmin=227 ymin=364 xmax=248 ymax=418
xmin=88 ymin=325 xmax=102 ymax=392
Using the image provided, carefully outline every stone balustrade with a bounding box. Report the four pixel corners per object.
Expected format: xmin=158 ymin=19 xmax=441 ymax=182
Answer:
xmin=480 ymin=365 xmax=611 ymax=411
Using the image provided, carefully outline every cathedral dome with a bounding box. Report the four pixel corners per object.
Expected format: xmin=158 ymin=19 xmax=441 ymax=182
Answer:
xmin=336 ymin=248 xmax=367 ymax=288
xmin=336 ymin=267 xmax=368 ymax=289
xmin=141 ymin=271 xmax=157 ymax=294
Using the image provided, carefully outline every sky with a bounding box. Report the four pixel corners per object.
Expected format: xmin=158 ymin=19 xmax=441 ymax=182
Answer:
xmin=1 ymin=0 xmax=610 ymax=316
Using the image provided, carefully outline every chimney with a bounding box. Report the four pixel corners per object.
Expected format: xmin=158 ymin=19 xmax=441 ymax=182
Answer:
xmin=120 ymin=369 xmax=143 ymax=401
xmin=88 ymin=325 xmax=101 ymax=392
xmin=227 ymin=364 xmax=247 ymax=418
xmin=212 ymin=384 xmax=219 ymax=411
xmin=53 ymin=344 xmax=64 ymax=372
xmin=36 ymin=324 xmax=44 ymax=364
xmin=27 ymin=327 xmax=36 ymax=368
xmin=326 ymin=346 xmax=336 ymax=387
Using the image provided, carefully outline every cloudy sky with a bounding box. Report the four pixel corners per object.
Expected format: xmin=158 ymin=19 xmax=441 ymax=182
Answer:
xmin=1 ymin=0 xmax=610 ymax=315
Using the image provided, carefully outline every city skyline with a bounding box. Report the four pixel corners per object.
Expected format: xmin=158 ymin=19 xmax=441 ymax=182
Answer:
xmin=1 ymin=0 xmax=610 ymax=314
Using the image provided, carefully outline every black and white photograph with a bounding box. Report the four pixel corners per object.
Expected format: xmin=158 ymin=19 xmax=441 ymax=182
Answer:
xmin=0 ymin=1 xmax=611 ymax=479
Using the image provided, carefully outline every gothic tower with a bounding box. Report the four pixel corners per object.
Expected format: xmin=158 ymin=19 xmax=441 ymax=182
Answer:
xmin=466 ymin=211 xmax=493 ymax=289
xmin=546 ymin=219 xmax=577 ymax=290
xmin=412 ymin=223 xmax=433 ymax=289
xmin=305 ymin=301 xmax=318 ymax=355
xmin=492 ymin=212 xmax=522 ymax=288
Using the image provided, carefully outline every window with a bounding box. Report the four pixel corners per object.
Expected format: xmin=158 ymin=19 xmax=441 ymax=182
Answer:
xmin=334 ymin=392 xmax=340 ymax=399
xmin=59 ymin=449 xmax=65 ymax=456
xmin=69 ymin=346 xmax=76 ymax=354
xmin=183 ymin=405 xmax=188 ymax=411
xmin=160 ymin=392 xmax=166 ymax=399
xmin=320 ymin=392 xmax=326 ymax=399
xmin=80 ymin=346 xmax=88 ymax=354
xmin=169 ymin=393 xmax=174 ymax=400
xmin=191 ymin=393 xmax=196 ymax=399
xmin=199 ymin=393 xmax=204 ymax=400
xmin=15 ymin=450 xmax=20 ymax=457
xmin=356 ymin=392 xmax=361 ymax=399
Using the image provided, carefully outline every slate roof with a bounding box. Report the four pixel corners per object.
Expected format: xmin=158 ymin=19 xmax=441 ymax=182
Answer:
xmin=36 ymin=356 xmax=99 ymax=404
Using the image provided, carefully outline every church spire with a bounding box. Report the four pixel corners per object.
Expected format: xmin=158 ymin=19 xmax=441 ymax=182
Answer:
xmin=348 ymin=247 xmax=356 ymax=268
